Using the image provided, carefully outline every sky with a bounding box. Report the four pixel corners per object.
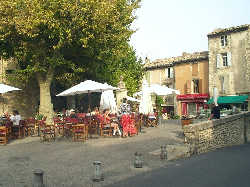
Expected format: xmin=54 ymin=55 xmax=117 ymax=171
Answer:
xmin=130 ymin=0 xmax=250 ymax=61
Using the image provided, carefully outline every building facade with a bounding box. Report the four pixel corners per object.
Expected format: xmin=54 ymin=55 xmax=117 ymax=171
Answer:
xmin=144 ymin=51 xmax=209 ymax=116
xmin=144 ymin=58 xmax=176 ymax=115
xmin=174 ymin=52 xmax=209 ymax=116
xmin=208 ymin=24 xmax=250 ymax=99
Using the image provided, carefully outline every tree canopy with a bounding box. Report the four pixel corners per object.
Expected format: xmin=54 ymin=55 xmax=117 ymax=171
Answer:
xmin=0 ymin=0 xmax=142 ymax=119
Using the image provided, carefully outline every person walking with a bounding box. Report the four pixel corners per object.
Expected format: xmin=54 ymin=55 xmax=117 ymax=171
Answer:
xmin=209 ymin=103 xmax=220 ymax=120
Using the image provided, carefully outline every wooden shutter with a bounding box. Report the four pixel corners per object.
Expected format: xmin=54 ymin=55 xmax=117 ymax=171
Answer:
xmin=227 ymin=52 xmax=232 ymax=66
xmin=216 ymin=54 xmax=221 ymax=68
xmin=199 ymin=79 xmax=202 ymax=93
xmin=170 ymin=67 xmax=174 ymax=78
xmin=192 ymin=63 xmax=198 ymax=76
xmin=186 ymin=80 xmax=191 ymax=94
xmin=165 ymin=68 xmax=169 ymax=78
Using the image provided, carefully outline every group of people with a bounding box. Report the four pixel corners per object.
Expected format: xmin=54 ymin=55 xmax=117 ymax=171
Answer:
xmin=1 ymin=110 xmax=21 ymax=126
xmin=98 ymin=97 xmax=137 ymax=138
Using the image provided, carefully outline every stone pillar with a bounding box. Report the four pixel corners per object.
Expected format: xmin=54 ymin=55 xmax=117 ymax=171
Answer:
xmin=116 ymin=76 xmax=127 ymax=107
xmin=173 ymin=91 xmax=177 ymax=115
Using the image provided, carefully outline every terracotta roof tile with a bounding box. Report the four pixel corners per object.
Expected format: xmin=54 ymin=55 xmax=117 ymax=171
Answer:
xmin=144 ymin=51 xmax=208 ymax=69
xmin=207 ymin=24 xmax=249 ymax=37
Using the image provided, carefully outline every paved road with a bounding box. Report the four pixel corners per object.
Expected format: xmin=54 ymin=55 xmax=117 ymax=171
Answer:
xmin=108 ymin=143 xmax=250 ymax=187
xmin=0 ymin=123 xmax=185 ymax=187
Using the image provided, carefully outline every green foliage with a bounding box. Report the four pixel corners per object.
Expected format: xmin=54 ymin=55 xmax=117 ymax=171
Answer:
xmin=155 ymin=95 xmax=164 ymax=116
xmin=172 ymin=115 xmax=180 ymax=119
xmin=35 ymin=113 xmax=44 ymax=120
xmin=0 ymin=0 xmax=141 ymax=85
xmin=96 ymin=44 xmax=144 ymax=95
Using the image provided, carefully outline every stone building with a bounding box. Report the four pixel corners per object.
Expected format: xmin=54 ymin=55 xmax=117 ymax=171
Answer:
xmin=144 ymin=57 xmax=176 ymax=115
xmin=144 ymin=51 xmax=209 ymax=116
xmin=208 ymin=24 xmax=250 ymax=103
xmin=0 ymin=57 xmax=39 ymax=118
xmin=173 ymin=51 xmax=209 ymax=116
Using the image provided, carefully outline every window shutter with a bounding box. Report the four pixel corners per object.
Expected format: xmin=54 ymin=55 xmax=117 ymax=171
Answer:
xmin=216 ymin=54 xmax=221 ymax=68
xmin=199 ymin=79 xmax=202 ymax=93
xmin=186 ymin=80 xmax=191 ymax=94
xmin=165 ymin=68 xmax=169 ymax=78
xmin=170 ymin=67 xmax=174 ymax=78
xmin=227 ymin=52 xmax=232 ymax=66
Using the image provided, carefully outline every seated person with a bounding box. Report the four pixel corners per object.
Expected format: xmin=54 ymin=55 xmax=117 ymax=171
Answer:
xmin=119 ymin=98 xmax=131 ymax=115
xmin=91 ymin=107 xmax=100 ymax=116
xmin=162 ymin=112 xmax=168 ymax=120
xmin=69 ymin=109 xmax=77 ymax=118
xmin=103 ymin=109 xmax=121 ymax=136
xmin=148 ymin=112 xmax=156 ymax=120
xmin=10 ymin=110 xmax=21 ymax=126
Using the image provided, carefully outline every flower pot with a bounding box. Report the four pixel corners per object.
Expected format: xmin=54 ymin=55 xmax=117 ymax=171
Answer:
xmin=181 ymin=119 xmax=192 ymax=127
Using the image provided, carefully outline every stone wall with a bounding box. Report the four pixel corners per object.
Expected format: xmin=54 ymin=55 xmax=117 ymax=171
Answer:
xmin=183 ymin=112 xmax=250 ymax=154
xmin=0 ymin=58 xmax=39 ymax=118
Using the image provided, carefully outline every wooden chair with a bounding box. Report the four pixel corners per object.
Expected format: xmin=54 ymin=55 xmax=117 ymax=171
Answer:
xmin=99 ymin=115 xmax=113 ymax=137
xmin=134 ymin=114 xmax=142 ymax=135
xmin=40 ymin=125 xmax=56 ymax=142
xmin=12 ymin=120 xmax=26 ymax=139
xmin=72 ymin=124 xmax=86 ymax=142
xmin=53 ymin=117 xmax=65 ymax=136
xmin=25 ymin=118 xmax=37 ymax=136
xmin=88 ymin=116 xmax=99 ymax=136
xmin=147 ymin=114 xmax=158 ymax=127
xmin=0 ymin=126 xmax=8 ymax=145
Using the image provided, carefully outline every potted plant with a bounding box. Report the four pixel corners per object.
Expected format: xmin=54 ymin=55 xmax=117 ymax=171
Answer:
xmin=181 ymin=115 xmax=192 ymax=127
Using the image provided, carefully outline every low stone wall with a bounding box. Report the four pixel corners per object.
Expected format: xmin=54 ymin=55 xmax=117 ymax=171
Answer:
xmin=183 ymin=112 xmax=250 ymax=154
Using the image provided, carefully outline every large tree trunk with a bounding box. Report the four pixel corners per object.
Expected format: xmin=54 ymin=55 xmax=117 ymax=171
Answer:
xmin=37 ymin=68 xmax=54 ymax=124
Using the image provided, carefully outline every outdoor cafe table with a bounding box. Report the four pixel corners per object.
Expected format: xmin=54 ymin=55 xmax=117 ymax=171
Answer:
xmin=71 ymin=123 xmax=88 ymax=141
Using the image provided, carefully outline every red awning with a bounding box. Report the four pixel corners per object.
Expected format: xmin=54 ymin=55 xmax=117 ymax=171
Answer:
xmin=180 ymin=99 xmax=208 ymax=103
xmin=177 ymin=93 xmax=209 ymax=100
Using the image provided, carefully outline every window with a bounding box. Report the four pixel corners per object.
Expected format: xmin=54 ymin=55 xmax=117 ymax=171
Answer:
xmin=165 ymin=67 xmax=173 ymax=78
xmin=192 ymin=79 xmax=199 ymax=93
xmin=216 ymin=52 xmax=232 ymax=68
xmin=5 ymin=69 xmax=14 ymax=74
xmin=222 ymin=53 xmax=228 ymax=66
xmin=221 ymin=35 xmax=227 ymax=47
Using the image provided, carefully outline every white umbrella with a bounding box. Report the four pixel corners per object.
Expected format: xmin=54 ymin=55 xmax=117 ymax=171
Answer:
xmin=100 ymin=90 xmax=118 ymax=114
xmin=139 ymin=80 xmax=153 ymax=115
xmin=56 ymin=80 xmax=116 ymax=96
xmin=149 ymin=84 xmax=180 ymax=95
xmin=0 ymin=83 xmax=21 ymax=113
xmin=134 ymin=84 xmax=180 ymax=96
xmin=0 ymin=83 xmax=21 ymax=94
xmin=126 ymin=96 xmax=140 ymax=103
xmin=56 ymin=80 xmax=117 ymax=111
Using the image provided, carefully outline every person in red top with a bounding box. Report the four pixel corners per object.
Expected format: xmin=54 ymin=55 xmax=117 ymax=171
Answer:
xmin=103 ymin=109 xmax=121 ymax=136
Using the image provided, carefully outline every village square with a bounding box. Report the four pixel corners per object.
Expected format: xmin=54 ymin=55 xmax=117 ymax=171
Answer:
xmin=1 ymin=0 xmax=250 ymax=186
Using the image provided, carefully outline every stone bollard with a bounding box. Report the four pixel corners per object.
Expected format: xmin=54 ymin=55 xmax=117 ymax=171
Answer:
xmin=160 ymin=145 xmax=167 ymax=160
xmin=134 ymin=152 xmax=143 ymax=168
xmin=32 ymin=169 xmax=44 ymax=187
xmin=93 ymin=161 xmax=104 ymax=182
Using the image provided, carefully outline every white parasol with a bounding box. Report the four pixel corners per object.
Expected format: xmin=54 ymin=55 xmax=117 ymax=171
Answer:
xmin=56 ymin=80 xmax=117 ymax=111
xmin=139 ymin=80 xmax=153 ymax=115
xmin=100 ymin=90 xmax=118 ymax=114
xmin=56 ymin=80 xmax=116 ymax=96
xmin=0 ymin=83 xmax=21 ymax=94
xmin=0 ymin=83 xmax=21 ymax=113
xmin=126 ymin=96 xmax=140 ymax=103
xmin=134 ymin=84 xmax=180 ymax=97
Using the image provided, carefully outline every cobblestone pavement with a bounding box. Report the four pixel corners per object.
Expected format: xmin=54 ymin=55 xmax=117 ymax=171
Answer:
xmin=0 ymin=123 xmax=188 ymax=187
